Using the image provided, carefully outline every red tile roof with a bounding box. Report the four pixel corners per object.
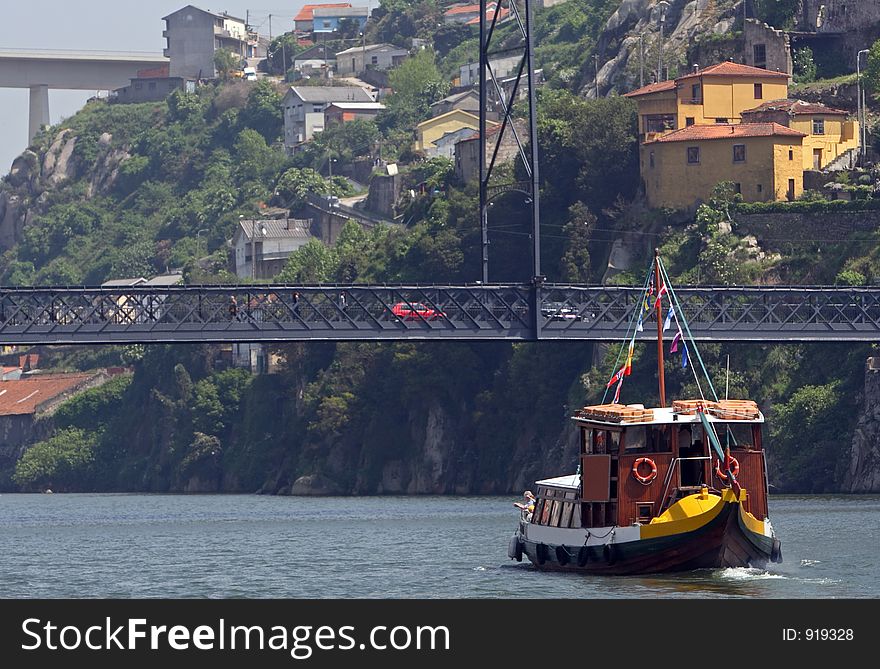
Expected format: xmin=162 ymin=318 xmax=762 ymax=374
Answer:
xmin=646 ymin=122 xmax=806 ymax=143
xmin=465 ymin=7 xmax=509 ymax=24
xmin=294 ymin=3 xmax=352 ymax=22
xmin=445 ymin=3 xmax=485 ymax=16
xmin=742 ymin=98 xmax=848 ymax=116
xmin=0 ymin=373 xmax=95 ymax=416
xmin=623 ymin=80 xmax=676 ymax=97
xmin=677 ymin=61 xmax=789 ymax=80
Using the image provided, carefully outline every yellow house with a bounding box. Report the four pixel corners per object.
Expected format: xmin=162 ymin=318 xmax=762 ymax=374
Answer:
xmin=741 ymin=99 xmax=859 ymax=170
xmin=641 ymin=123 xmax=805 ymax=210
xmin=414 ymin=109 xmax=487 ymax=154
xmin=624 ymin=61 xmax=790 ymax=142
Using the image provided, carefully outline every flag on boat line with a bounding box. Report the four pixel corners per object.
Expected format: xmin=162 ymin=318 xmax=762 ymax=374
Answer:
xmin=682 ymin=343 xmax=689 ymax=369
xmin=663 ymin=308 xmax=673 ymax=331
xmin=624 ymin=340 xmax=634 ymax=376
xmin=636 ymin=313 xmax=644 ymax=332
xmin=606 ymin=366 xmax=626 ymax=389
xmin=613 ymin=375 xmax=624 ymax=403
xmin=654 ymin=282 xmax=668 ymax=308
xmin=670 ymin=331 xmax=682 ymax=353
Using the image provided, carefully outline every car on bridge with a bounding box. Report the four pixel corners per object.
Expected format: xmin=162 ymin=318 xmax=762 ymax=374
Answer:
xmin=541 ymin=301 xmax=580 ymax=321
xmin=391 ymin=301 xmax=446 ymax=321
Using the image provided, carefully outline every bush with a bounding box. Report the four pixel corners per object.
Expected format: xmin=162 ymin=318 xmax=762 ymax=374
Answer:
xmin=13 ymin=428 xmax=97 ymax=490
xmin=734 ymin=198 xmax=880 ymax=214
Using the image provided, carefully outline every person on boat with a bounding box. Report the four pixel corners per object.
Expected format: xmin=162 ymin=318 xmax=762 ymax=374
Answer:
xmin=514 ymin=491 xmax=536 ymax=520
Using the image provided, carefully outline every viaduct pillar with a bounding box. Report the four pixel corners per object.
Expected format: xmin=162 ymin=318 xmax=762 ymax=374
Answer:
xmin=28 ymin=84 xmax=50 ymax=143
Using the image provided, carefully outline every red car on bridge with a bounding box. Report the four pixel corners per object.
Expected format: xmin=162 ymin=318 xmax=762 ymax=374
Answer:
xmin=390 ymin=301 xmax=446 ymax=321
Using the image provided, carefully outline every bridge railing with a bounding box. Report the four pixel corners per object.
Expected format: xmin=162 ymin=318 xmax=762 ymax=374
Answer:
xmin=2 ymin=284 xmax=880 ymax=343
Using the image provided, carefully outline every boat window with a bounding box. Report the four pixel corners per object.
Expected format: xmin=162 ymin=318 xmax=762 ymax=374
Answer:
xmin=564 ymin=491 xmax=575 ymax=500
xmin=560 ymin=502 xmax=574 ymax=528
xmin=540 ymin=499 xmax=553 ymax=525
xmin=544 ymin=488 xmax=555 ymax=499
xmin=647 ymin=426 xmax=671 ymax=453
xmin=550 ymin=500 xmax=563 ymax=527
xmin=609 ymin=431 xmax=621 ymax=452
xmin=624 ymin=427 xmax=646 ymax=451
xmin=636 ymin=503 xmax=654 ymax=523
xmin=582 ymin=428 xmax=593 ymax=454
xmin=719 ymin=422 xmax=754 ymax=449
xmin=592 ymin=430 xmax=607 ymax=454
xmin=530 ymin=499 xmax=544 ymax=524
xmin=570 ymin=505 xmax=582 ymax=528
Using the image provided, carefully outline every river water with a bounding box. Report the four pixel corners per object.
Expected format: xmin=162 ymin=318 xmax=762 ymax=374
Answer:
xmin=0 ymin=494 xmax=876 ymax=598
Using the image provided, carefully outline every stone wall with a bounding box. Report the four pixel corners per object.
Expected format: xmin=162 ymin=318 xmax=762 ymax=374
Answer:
xmin=365 ymin=173 xmax=401 ymax=219
xmin=845 ymin=356 xmax=880 ymax=492
xmin=733 ymin=209 xmax=880 ymax=251
xmin=743 ymin=18 xmax=792 ymax=75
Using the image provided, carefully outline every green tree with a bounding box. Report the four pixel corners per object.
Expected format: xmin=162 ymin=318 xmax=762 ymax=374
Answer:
xmin=560 ymin=203 xmax=594 ymax=282
xmin=865 ymin=38 xmax=880 ymax=95
xmin=240 ymin=80 xmax=283 ymax=142
xmin=379 ymin=49 xmax=448 ymax=133
xmin=793 ymin=47 xmax=817 ymax=84
xmin=277 ymin=238 xmax=338 ymax=282
xmin=752 ymin=0 xmax=800 ymax=30
xmin=13 ymin=428 xmax=97 ymax=490
xmin=213 ymin=49 xmax=239 ymax=79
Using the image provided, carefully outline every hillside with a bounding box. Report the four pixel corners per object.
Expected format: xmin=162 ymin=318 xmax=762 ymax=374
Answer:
xmin=1 ymin=0 xmax=880 ymax=495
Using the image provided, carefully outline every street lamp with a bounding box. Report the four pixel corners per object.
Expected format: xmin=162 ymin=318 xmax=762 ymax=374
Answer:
xmin=858 ymin=48 xmax=870 ymax=164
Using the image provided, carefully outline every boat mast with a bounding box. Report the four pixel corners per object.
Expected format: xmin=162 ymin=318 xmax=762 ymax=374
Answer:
xmin=654 ymin=249 xmax=666 ymax=407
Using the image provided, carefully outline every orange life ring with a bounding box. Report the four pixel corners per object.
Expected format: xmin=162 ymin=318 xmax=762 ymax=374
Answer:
xmin=714 ymin=456 xmax=740 ymax=481
xmin=632 ymin=457 xmax=658 ymax=485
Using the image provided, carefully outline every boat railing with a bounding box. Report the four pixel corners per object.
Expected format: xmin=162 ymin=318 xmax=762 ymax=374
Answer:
xmin=658 ymin=456 xmax=711 ymax=513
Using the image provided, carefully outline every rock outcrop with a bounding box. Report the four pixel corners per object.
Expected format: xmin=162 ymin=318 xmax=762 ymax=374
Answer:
xmin=846 ymin=357 xmax=880 ymax=492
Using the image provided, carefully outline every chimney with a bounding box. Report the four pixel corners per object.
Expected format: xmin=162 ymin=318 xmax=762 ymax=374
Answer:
xmin=692 ymin=64 xmax=699 ymax=74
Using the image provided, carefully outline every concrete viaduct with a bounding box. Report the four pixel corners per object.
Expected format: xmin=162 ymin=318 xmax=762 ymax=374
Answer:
xmin=0 ymin=49 xmax=168 ymax=143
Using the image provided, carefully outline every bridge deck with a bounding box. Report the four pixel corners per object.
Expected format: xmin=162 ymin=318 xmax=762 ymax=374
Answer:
xmin=1 ymin=284 xmax=879 ymax=344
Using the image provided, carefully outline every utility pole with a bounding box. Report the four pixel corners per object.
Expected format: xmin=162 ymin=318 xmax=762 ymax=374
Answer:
xmin=594 ymin=54 xmax=600 ymax=98
xmin=657 ymin=1 xmax=669 ymax=81
xmin=858 ymin=49 xmax=869 ymax=164
xmin=639 ymin=33 xmax=645 ymax=87
xmin=269 ymin=14 xmax=273 ymax=41
xmin=251 ymin=219 xmax=256 ymax=280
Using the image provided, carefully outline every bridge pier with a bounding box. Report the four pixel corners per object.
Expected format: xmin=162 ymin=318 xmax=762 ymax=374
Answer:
xmin=28 ymin=84 xmax=50 ymax=143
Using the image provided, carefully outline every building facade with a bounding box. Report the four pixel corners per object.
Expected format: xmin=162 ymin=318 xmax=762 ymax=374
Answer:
xmin=641 ymin=123 xmax=805 ymax=209
xmin=294 ymin=3 xmax=353 ymax=32
xmin=312 ymin=6 xmax=369 ymax=34
xmin=624 ymin=62 xmax=790 ymax=143
xmin=113 ymin=76 xmax=192 ymax=103
xmin=162 ymin=5 xmax=258 ymax=79
xmin=335 ymin=44 xmax=409 ymax=76
xmin=414 ymin=109 xmax=484 ymax=154
xmin=232 ymin=219 xmax=313 ymax=279
xmin=741 ymin=99 xmax=859 ymax=170
xmin=282 ymin=85 xmax=374 ymax=149
xmin=324 ymin=101 xmax=385 ymax=126
xmin=430 ymin=90 xmax=480 ymax=117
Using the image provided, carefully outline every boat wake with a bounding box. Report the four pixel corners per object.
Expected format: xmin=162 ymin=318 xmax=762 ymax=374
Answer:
xmin=717 ymin=567 xmax=787 ymax=580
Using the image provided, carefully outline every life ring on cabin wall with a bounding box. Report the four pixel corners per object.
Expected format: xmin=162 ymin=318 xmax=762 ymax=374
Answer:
xmin=714 ymin=456 xmax=740 ymax=481
xmin=632 ymin=457 xmax=658 ymax=485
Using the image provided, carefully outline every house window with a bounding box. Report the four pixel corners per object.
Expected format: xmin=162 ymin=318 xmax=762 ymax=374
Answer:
xmin=649 ymin=151 xmax=655 ymax=168
xmin=691 ymin=83 xmax=701 ymax=102
xmin=313 ymin=105 xmax=323 ymax=112
xmin=148 ymin=82 xmax=157 ymax=90
xmin=323 ymin=20 xmax=331 ymax=28
xmin=371 ymin=55 xmax=378 ymax=65
xmin=757 ymin=184 xmax=763 ymax=193
xmin=789 ymin=148 xmax=794 ymax=160
xmin=715 ymin=118 xmax=728 ymax=123
xmin=134 ymin=83 xmax=143 ymax=90
xmin=645 ymin=114 xmax=676 ymax=133
xmin=734 ymin=183 xmax=742 ymax=194
xmin=813 ymin=118 xmax=825 ymax=135
xmin=754 ymin=44 xmax=767 ymax=68
xmin=733 ymin=144 xmax=746 ymax=163
xmin=754 ymin=82 xmax=763 ymax=99
xmin=686 ymin=117 xmax=695 ymax=126
xmin=687 ymin=146 xmax=700 ymax=164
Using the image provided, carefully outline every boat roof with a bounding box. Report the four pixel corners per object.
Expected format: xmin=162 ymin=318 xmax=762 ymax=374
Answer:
xmin=572 ymin=404 xmax=764 ymax=427
xmin=535 ymin=474 xmax=579 ymax=489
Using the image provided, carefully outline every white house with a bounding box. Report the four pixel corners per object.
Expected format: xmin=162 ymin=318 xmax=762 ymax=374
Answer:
xmin=459 ymin=54 xmax=521 ymax=87
xmin=282 ymin=85 xmax=374 ymax=150
xmin=334 ymin=44 xmax=410 ymax=76
xmin=232 ymin=219 xmax=313 ymax=279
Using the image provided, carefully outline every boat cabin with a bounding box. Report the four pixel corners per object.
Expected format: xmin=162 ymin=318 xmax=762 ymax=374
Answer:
xmin=530 ymin=400 xmax=768 ymax=531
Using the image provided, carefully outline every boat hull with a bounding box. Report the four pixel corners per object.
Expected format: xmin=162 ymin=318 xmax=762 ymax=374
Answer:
xmin=516 ymin=498 xmax=777 ymax=576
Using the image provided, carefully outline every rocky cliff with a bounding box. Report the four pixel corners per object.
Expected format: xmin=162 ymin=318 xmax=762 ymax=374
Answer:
xmin=846 ymin=357 xmax=880 ymax=492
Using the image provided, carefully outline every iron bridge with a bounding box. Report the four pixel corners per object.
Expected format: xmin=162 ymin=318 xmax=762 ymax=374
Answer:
xmin=2 ymin=284 xmax=880 ymax=344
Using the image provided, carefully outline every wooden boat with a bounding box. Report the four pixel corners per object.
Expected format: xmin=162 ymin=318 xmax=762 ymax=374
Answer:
xmin=508 ymin=252 xmax=782 ymax=575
